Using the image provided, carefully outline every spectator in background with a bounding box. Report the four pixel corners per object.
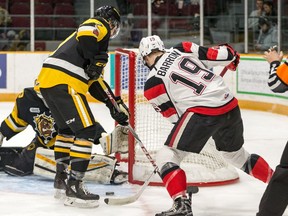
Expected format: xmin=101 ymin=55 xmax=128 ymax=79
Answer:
xmin=0 ymin=6 xmax=11 ymax=28
xmin=263 ymin=0 xmax=277 ymax=25
xmin=0 ymin=6 xmax=11 ymax=40
xmin=151 ymin=0 xmax=165 ymax=35
xmin=9 ymin=29 xmax=29 ymax=51
xmin=120 ymin=13 xmax=136 ymax=47
xmin=152 ymin=0 xmax=165 ymax=15
xmin=255 ymin=16 xmax=277 ymax=51
xmin=248 ymin=0 xmax=264 ymax=31
xmin=176 ymin=0 xmax=199 ymax=11
xmin=116 ymin=0 xmax=131 ymax=15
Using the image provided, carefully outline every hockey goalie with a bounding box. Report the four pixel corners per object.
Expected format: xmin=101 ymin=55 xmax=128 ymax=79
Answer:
xmin=34 ymin=148 xmax=127 ymax=185
xmin=0 ymin=124 xmax=129 ymax=185
xmin=34 ymin=124 xmax=130 ymax=185
xmin=0 ymin=87 xmax=129 ymax=185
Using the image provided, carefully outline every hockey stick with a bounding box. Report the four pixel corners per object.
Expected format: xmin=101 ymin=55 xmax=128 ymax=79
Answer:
xmin=219 ymin=66 xmax=228 ymax=77
xmin=97 ymin=78 xmax=198 ymax=205
xmin=105 ymin=166 xmax=158 ymax=205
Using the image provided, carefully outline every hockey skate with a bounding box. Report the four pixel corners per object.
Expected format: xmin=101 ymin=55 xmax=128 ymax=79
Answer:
xmin=64 ymin=179 xmax=100 ymax=208
xmin=54 ymin=172 xmax=67 ymax=199
xmin=155 ymin=196 xmax=193 ymax=216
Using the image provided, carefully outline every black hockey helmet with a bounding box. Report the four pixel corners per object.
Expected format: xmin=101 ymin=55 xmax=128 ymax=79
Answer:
xmin=95 ymin=6 xmax=121 ymax=39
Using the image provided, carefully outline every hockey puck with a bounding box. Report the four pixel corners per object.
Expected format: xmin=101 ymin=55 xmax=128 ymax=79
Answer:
xmin=106 ymin=192 xmax=115 ymax=196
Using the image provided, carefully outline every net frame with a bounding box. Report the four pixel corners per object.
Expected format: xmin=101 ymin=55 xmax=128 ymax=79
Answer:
xmin=115 ymin=48 xmax=239 ymax=186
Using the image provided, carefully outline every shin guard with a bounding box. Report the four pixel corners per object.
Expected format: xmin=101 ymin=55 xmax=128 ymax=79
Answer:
xmin=160 ymin=162 xmax=187 ymax=199
xmin=242 ymin=154 xmax=273 ymax=183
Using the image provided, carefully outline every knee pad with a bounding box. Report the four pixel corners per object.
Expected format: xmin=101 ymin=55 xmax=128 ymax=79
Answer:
xmin=75 ymin=122 xmax=105 ymax=141
xmin=221 ymin=147 xmax=250 ymax=169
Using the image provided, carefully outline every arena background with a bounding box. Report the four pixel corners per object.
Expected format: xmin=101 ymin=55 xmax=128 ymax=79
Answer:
xmin=0 ymin=52 xmax=287 ymax=116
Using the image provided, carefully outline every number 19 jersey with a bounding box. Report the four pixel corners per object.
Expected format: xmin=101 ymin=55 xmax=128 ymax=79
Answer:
xmin=144 ymin=48 xmax=238 ymax=123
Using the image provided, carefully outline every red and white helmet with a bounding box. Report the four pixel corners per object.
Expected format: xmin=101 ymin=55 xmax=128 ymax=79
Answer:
xmin=139 ymin=35 xmax=165 ymax=60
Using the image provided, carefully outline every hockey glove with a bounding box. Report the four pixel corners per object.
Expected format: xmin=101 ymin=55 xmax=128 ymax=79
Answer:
xmin=85 ymin=52 xmax=108 ymax=79
xmin=220 ymin=43 xmax=240 ymax=71
xmin=106 ymin=96 xmax=130 ymax=126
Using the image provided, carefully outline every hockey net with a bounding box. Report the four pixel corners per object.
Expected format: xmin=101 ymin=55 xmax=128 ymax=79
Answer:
xmin=114 ymin=48 xmax=239 ymax=186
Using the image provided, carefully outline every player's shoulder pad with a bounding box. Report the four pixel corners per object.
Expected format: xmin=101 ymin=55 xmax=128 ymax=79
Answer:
xmin=77 ymin=16 xmax=110 ymax=42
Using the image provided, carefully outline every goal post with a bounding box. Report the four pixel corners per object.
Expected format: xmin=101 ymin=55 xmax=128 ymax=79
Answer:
xmin=114 ymin=48 xmax=239 ymax=186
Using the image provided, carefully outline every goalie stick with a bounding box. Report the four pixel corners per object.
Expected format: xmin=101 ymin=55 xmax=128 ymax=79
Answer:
xmin=98 ymin=78 xmax=199 ymax=205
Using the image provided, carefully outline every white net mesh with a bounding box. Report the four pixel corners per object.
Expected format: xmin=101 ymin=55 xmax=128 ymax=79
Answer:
xmin=116 ymin=49 xmax=239 ymax=185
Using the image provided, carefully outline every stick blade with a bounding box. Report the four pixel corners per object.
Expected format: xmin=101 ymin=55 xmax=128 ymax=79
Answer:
xmin=104 ymin=196 xmax=136 ymax=206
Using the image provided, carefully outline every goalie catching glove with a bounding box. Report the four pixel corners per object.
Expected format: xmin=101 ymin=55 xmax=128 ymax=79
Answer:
xmin=106 ymin=96 xmax=130 ymax=126
xmin=85 ymin=52 xmax=108 ymax=79
xmin=99 ymin=125 xmax=129 ymax=155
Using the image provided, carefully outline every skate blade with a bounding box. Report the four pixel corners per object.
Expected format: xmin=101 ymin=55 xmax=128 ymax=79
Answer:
xmin=64 ymin=197 xmax=99 ymax=208
xmin=54 ymin=189 xmax=66 ymax=200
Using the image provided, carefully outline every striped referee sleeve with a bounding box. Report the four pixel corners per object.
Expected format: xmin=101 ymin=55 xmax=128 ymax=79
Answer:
xmin=268 ymin=60 xmax=288 ymax=93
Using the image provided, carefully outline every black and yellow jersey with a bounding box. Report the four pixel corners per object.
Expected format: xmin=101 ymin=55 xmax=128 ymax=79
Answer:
xmin=35 ymin=17 xmax=111 ymax=95
xmin=0 ymin=88 xmax=57 ymax=148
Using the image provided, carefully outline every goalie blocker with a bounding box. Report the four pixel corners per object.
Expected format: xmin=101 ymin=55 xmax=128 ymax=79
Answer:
xmin=34 ymin=148 xmax=128 ymax=185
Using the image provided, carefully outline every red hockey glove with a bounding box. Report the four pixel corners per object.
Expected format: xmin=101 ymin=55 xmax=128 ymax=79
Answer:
xmin=220 ymin=43 xmax=240 ymax=71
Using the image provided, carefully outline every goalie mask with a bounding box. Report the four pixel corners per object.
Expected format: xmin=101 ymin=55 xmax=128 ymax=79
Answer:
xmin=139 ymin=35 xmax=165 ymax=64
xmin=95 ymin=5 xmax=121 ymax=39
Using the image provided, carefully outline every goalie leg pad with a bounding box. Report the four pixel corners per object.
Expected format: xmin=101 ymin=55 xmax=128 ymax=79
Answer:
xmin=85 ymin=154 xmax=127 ymax=184
xmin=34 ymin=148 xmax=56 ymax=179
xmin=34 ymin=148 xmax=127 ymax=184
xmin=99 ymin=125 xmax=128 ymax=155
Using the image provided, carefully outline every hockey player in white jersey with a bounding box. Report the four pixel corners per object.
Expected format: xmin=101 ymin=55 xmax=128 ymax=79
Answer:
xmin=139 ymin=35 xmax=274 ymax=216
